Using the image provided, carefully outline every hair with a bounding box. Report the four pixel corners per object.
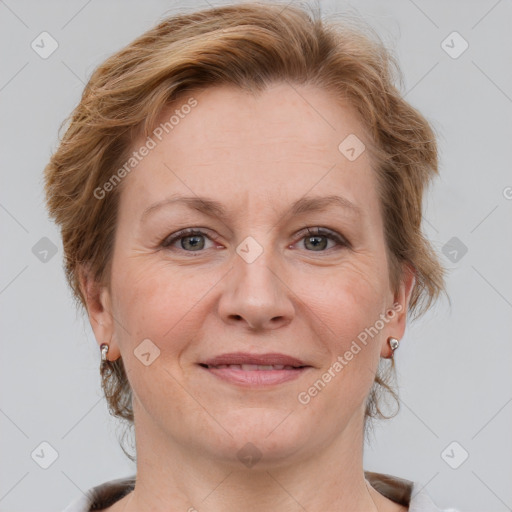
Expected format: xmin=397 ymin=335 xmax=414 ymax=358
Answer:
xmin=44 ymin=1 xmax=446 ymax=458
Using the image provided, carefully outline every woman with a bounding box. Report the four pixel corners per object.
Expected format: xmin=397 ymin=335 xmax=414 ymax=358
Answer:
xmin=44 ymin=2 xmax=458 ymax=511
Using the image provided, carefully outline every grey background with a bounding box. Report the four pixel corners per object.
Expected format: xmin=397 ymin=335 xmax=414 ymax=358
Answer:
xmin=1 ymin=1 xmax=511 ymax=511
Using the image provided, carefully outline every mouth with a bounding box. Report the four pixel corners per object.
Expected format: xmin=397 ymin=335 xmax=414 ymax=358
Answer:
xmin=197 ymin=352 xmax=312 ymax=387
xmin=199 ymin=363 xmax=306 ymax=370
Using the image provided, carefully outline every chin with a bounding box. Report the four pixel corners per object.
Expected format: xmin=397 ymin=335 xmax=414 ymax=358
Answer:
xmin=204 ymin=407 xmax=313 ymax=468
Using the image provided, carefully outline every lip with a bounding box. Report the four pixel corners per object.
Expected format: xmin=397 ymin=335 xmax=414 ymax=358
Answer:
xmin=198 ymin=352 xmax=312 ymax=387
xmin=200 ymin=365 xmax=311 ymax=386
xmin=200 ymin=352 xmax=309 ymax=367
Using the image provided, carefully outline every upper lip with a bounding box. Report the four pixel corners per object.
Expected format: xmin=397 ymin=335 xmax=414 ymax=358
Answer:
xmin=200 ymin=352 xmax=309 ymax=367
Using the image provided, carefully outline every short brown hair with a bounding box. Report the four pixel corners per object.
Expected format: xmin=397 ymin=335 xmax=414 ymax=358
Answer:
xmin=44 ymin=1 xmax=446 ymax=448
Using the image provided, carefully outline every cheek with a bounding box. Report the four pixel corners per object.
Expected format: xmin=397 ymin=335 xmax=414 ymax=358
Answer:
xmin=298 ymin=286 xmax=381 ymax=420
xmin=110 ymin=259 xmax=205 ymax=349
xmin=302 ymin=256 xmax=389 ymax=335
xmin=109 ymin=263 xmax=214 ymax=429
xmin=296 ymin=259 xmax=387 ymax=393
xmin=110 ymin=258 xmax=233 ymax=380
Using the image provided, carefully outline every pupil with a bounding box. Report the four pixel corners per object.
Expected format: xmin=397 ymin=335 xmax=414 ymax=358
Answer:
xmin=306 ymin=235 xmax=327 ymax=251
xmin=183 ymin=235 xmax=204 ymax=250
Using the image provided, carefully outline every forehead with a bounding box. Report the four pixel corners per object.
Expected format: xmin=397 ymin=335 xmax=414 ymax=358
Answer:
xmin=118 ymin=82 xmax=380 ymax=223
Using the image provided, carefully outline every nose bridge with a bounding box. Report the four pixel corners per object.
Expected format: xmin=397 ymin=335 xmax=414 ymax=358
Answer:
xmin=217 ymin=232 xmax=294 ymax=330
xmin=233 ymin=232 xmax=282 ymax=302
xmin=236 ymin=237 xmax=278 ymax=290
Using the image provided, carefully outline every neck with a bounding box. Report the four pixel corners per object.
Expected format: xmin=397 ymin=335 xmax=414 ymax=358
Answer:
xmin=119 ymin=404 xmax=383 ymax=512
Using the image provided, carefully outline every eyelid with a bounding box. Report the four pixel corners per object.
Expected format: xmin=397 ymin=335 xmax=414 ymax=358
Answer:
xmin=161 ymin=227 xmax=219 ymax=249
xmin=161 ymin=226 xmax=350 ymax=252
xmin=295 ymin=226 xmax=351 ymax=249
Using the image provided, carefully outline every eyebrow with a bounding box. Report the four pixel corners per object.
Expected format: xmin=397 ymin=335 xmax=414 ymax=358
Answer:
xmin=140 ymin=194 xmax=362 ymax=223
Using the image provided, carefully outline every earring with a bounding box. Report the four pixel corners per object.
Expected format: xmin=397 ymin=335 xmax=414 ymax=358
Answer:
xmin=100 ymin=343 xmax=109 ymax=362
xmin=388 ymin=337 xmax=400 ymax=354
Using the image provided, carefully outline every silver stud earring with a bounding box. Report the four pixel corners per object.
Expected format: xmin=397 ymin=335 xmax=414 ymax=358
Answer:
xmin=100 ymin=343 xmax=109 ymax=362
xmin=388 ymin=337 xmax=400 ymax=354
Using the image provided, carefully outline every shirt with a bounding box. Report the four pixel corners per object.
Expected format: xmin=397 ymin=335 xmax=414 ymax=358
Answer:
xmin=61 ymin=471 xmax=460 ymax=511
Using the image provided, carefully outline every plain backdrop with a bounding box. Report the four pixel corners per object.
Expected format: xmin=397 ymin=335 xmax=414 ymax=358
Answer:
xmin=1 ymin=1 xmax=511 ymax=511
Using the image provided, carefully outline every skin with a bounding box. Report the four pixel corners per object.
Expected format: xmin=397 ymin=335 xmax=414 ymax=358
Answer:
xmin=81 ymin=82 xmax=414 ymax=512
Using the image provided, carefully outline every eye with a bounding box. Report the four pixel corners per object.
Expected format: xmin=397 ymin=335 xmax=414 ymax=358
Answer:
xmin=160 ymin=226 xmax=350 ymax=254
xmin=161 ymin=228 xmax=217 ymax=252
xmin=296 ymin=227 xmax=349 ymax=252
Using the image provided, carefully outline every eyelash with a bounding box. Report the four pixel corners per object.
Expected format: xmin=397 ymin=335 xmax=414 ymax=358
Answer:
xmin=160 ymin=227 xmax=350 ymax=253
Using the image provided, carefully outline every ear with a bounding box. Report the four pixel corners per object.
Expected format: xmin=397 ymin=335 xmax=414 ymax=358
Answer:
xmin=78 ymin=265 xmax=121 ymax=362
xmin=380 ymin=263 xmax=416 ymax=358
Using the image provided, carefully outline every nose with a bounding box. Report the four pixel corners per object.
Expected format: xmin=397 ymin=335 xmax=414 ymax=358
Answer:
xmin=217 ymin=247 xmax=295 ymax=331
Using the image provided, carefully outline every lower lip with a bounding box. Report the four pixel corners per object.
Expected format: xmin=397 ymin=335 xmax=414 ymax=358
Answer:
xmin=199 ymin=365 xmax=311 ymax=386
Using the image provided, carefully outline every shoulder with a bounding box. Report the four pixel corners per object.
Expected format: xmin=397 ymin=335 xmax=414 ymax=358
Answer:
xmin=65 ymin=472 xmax=461 ymax=512
xmin=61 ymin=475 xmax=136 ymax=512
xmin=409 ymin=482 xmax=461 ymax=512
xmin=364 ymin=471 xmax=461 ymax=512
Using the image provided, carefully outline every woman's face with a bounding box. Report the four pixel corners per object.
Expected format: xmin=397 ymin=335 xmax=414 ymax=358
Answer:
xmin=87 ymin=83 xmax=413 ymax=467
